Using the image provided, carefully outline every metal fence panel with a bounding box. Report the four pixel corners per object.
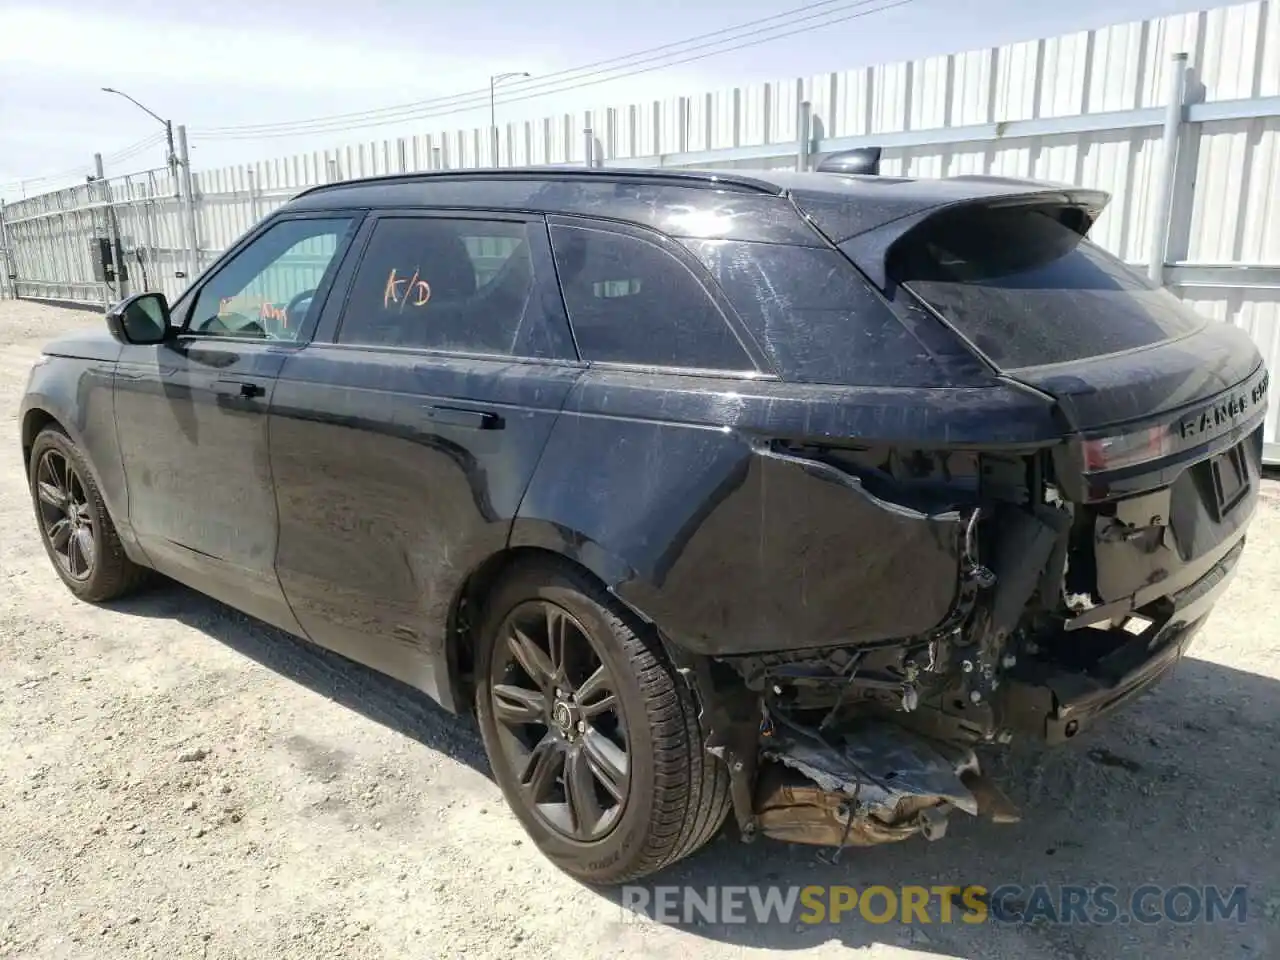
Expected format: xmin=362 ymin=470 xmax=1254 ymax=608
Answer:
xmin=1182 ymin=287 xmax=1280 ymax=449
xmin=1186 ymin=116 xmax=1280 ymax=263
xmin=2 ymin=0 xmax=1279 ymax=461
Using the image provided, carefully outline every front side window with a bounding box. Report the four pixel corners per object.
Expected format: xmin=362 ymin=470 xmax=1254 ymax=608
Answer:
xmin=187 ymin=217 xmax=354 ymax=340
xmin=549 ymin=223 xmax=755 ymax=371
xmin=338 ymin=217 xmax=554 ymax=357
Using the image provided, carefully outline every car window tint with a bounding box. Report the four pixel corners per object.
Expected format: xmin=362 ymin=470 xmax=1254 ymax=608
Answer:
xmin=891 ymin=205 xmax=1206 ymax=369
xmin=685 ymin=239 xmax=952 ymax=387
xmin=338 ymin=218 xmax=545 ymax=356
xmin=188 ymin=218 xmax=353 ymax=340
xmin=550 ymin=224 xmax=754 ymax=371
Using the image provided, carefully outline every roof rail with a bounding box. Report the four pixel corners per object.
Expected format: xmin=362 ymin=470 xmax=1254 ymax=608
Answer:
xmin=292 ymin=167 xmax=784 ymax=201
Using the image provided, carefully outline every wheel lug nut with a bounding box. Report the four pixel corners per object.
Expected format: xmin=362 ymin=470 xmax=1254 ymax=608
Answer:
xmin=576 ymin=721 xmax=585 ymax=733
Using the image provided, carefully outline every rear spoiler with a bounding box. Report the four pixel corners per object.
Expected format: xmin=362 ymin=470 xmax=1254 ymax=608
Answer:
xmin=793 ymin=180 xmax=1110 ymax=290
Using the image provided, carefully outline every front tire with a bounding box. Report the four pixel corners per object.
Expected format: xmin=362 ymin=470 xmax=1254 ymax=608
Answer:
xmin=474 ymin=559 xmax=731 ymax=884
xmin=28 ymin=427 xmax=150 ymax=603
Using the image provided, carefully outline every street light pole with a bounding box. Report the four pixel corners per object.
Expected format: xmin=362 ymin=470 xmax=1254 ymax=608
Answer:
xmin=101 ymin=87 xmax=177 ymax=173
xmin=488 ymin=71 xmax=530 ymax=166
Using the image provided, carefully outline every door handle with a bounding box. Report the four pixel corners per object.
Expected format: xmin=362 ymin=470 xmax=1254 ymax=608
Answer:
xmin=423 ymin=404 xmax=502 ymax=430
xmin=213 ymin=379 xmax=266 ymax=399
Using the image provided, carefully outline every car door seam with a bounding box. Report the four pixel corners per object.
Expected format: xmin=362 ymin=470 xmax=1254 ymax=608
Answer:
xmin=264 ymin=371 xmax=314 ymax=644
xmin=506 ymin=366 xmax=589 ymax=548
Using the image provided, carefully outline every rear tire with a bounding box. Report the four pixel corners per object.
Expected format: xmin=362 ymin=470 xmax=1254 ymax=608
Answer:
xmin=28 ymin=427 xmax=150 ymax=603
xmin=474 ymin=558 xmax=731 ymax=884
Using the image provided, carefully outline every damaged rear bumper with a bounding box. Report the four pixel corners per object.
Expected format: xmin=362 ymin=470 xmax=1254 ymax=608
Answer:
xmin=661 ymin=426 xmax=1256 ymax=852
xmin=1057 ymin=626 xmax=1197 ymax=744
xmin=1000 ymin=618 xmax=1203 ymax=745
xmin=743 ymin=527 xmax=1243 ymax=847
xmin=999 ymin=535 xmax=1242 ymax=745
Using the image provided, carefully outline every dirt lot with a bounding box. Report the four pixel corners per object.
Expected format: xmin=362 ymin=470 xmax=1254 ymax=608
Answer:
xmin=1 ymin=299 xmax=1277 ymax=960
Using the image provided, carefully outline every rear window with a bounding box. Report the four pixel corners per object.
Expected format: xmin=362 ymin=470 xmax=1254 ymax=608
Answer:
xmin=550 ymin=223 xmax=754 ymax=371
xmin=890 ymin=205 xmax=1205 ymax=369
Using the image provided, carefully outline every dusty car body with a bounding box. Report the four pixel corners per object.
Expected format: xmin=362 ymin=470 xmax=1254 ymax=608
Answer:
xmin=19 ymin=168 xmax=1267 ymax=882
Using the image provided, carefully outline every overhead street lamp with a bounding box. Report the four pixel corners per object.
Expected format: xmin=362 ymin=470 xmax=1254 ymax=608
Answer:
xmin=101 ymin=87 xmax=177 ymax=173
xmin=489 ymin=71 xmax=531 ymax=165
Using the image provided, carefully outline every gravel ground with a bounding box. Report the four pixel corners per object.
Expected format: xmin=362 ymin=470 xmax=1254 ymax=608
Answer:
xmin=1 ymin=299 xmax=1277 ymax=960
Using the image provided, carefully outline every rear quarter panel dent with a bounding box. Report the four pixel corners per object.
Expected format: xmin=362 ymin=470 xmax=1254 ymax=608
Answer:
xmin=514 ymin=408 xmax=965 ymax=656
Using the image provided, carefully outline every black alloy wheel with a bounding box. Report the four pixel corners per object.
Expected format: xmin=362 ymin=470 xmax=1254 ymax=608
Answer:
xmin=474 ymin=560 xmax=732 ymax=884
xmin=489 ymin=599 xmax=630 ymax=842
xmin=35 ymin=448 xmax=96 ymax=581
xmin=28 ymin=426 xmax=150 ymax=603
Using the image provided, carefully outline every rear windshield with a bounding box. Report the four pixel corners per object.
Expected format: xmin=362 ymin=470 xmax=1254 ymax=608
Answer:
xmin=890 ymin=205 xmax=1206 ymax=369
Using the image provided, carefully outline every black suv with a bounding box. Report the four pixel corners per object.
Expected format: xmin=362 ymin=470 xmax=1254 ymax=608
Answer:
xmin=20 ymin=168 xmax=1268 ymax=883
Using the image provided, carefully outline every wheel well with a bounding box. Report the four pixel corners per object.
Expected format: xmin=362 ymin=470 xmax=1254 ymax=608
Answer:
xmin=21 ymin=409 xmax=61 ymax=468
xmin=446 ymin=546 xmax=613 ymax=713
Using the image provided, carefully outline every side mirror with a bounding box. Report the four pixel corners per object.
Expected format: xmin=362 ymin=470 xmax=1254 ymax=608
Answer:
xmin=816 ymin=147 xmax=882 ymax=176
xmin=106 ymin=292 xmax=172 ymax=345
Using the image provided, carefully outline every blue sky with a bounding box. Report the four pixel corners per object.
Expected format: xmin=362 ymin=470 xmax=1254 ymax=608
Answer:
xmin=0 ymin=0 xmax=1214 ymax=193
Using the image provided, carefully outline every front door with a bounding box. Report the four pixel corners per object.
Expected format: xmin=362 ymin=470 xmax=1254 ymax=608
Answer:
xmin=114 ymin=213 xmax=358 ymax=630
xmin=268 ymin=211 xmax=582 ymax=706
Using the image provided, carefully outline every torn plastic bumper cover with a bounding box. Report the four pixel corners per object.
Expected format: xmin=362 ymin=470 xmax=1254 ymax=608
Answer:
xmin=754 ymin=721 xmax=1018 ymax=847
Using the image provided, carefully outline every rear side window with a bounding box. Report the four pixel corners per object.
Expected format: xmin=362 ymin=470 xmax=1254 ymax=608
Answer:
xmin=890 ymin=205 xmax=1206 ymax=369
xmin=685 ymin=240 xmax=951 ymax=387
xmin=550 ymin=223 xmax=754 ymax=371
xmin=338 ymin=217 xmax=560 ymax=357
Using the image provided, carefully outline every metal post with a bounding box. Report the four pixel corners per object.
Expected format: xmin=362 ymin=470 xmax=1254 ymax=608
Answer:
xmin=247 ymin=168 xmax=261 ymax=225
xmin=0 ymin=201 xmax=12 ymax=299
xmin=490 ymin=76 xmax=498 ymax=164
xmin=138 ymin=172 xmax=158 ymax=293
xmin=176 ymin=125 xmax=200 ymax=282
xmin=1148 ymin=53 xmax=1189 ymax=285
xmin=488 ymin=72 xmax=530 ymax=167
xmin=51 ymin=188 xmax=76 ymax=304
xmin=95 ymin=153 xmax=128 ymax=301
xmin=164 ymin=120 xmax=177 ymax=177
xmin=797 ymin=100 xmax=813 ymax=172
xmin=583 ymin=127 xmax=594 ymax=168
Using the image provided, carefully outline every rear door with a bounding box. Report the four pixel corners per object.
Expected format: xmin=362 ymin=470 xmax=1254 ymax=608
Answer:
xmin=268 ymin=210 xmax=581 ymax=706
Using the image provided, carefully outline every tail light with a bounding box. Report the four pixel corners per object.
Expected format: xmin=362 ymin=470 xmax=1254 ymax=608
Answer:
xmin=1082 ymin=425 xmax=1173 ymax=471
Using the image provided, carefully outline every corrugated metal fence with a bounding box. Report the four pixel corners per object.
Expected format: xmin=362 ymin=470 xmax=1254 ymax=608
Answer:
xmin=2 ymin=0 xmax=1278 ymax=458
